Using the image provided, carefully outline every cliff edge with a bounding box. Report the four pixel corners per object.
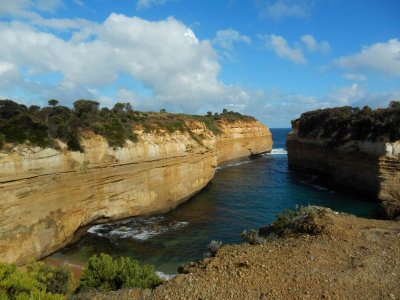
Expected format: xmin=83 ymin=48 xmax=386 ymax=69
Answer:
xmin=286 ymin=104 xmax=400 ymax=219
xmin=0 ymin=102 xmax=272 ymax=265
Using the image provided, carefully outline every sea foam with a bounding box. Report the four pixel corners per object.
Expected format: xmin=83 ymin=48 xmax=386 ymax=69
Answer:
xmin=87 ymin=216 xmax=188 ymax=241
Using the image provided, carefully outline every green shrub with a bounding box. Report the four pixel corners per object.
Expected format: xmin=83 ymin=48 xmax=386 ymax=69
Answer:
xmin=0 ymin=134 xmax=4 ymax=149
xmin=204 ymin=240 xmax=223 ymax=257
xmin=79 ymin=254 xmax=162 ymax=292
xmin=240 ymin=229 xmax=266 ymax=245
xmin=258 ymin=206 xmax=329 ymax=237
xmin=26 ymin=262 xmax=74 ymax=295
xmin=294 ymin=104 xmax=400 ymax=147
xmin=0 ymin=99 xmax=255 ymax=151
xmin=0 ymin=262 xmax=70 ymax=300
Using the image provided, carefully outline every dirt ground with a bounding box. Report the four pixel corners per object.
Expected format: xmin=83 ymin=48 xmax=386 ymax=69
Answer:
xmin=72 ymin=210 xmax=400 ymax=300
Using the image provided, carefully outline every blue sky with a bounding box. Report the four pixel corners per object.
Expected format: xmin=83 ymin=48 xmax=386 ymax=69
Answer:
xmin=0 ymin=0 xmax=399 ymax=127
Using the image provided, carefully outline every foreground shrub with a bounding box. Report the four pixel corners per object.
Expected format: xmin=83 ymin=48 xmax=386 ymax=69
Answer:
xmin=26 ymin=261 xmax=74 ymax=295
xmin=259 ymin=206 xmax=330 ymax=237
xmin=203 ymin=240 xmax=223 ymax=257
xmin=240 ymin=229 xmax=267 ymax=245
xmin=0 ymin=262 xmax=71 ymax=299
xmin=79 ymin=254 xmax=162 ymax=292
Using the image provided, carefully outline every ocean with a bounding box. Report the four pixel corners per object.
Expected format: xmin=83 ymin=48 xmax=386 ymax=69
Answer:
xmin=54 ymin=128 xmax=376 ymax=274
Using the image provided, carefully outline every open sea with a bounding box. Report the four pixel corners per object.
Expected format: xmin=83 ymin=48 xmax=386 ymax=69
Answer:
xmin=54 ymin=128 xmax=376 ymax=275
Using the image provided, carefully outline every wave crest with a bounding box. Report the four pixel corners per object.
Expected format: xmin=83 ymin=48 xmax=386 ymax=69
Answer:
xmin=87 ymin=216 xmax=188 ymax=241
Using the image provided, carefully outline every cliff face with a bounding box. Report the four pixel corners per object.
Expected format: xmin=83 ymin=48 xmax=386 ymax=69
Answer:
xmin=287 ymin=129 xmax=400 ymax=219
xmin=0 ymin=120 xmax=272 ymax=265
xmin=215 ymin=119 xmax=272 ymax=165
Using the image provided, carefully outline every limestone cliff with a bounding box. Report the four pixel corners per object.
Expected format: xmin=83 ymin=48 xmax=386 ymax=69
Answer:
xmin=0 ymin=119 xmax=272 ymax=265
xmin=287 ymin=128 xmax=400 ymax=219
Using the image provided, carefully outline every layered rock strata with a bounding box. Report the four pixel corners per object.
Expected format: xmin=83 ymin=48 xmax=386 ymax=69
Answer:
xmin=0 ymin=119 xmax=272 ymax=265
xmin=287 ymin=128 xmax=400 ymax=218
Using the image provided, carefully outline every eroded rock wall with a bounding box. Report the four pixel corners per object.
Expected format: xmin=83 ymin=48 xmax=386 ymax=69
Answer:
xmin=0 ymin=120 xmax=272 ymax=264
xmin=216 ymin=120 xmax=272 ymax=165
xmin=287 ymin=129 xmax=400 ymax=218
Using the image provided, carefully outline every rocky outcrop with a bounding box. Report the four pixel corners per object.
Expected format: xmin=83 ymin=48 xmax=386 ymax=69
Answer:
xmin=72 ymin=208 xmax=400 ymax=299
xmin=0 ymin=119 xmax=272 ymax=265
xmin=287 ymin=128 xmax=400 ymax=219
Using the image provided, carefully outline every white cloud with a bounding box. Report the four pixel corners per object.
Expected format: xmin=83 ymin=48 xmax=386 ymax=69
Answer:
xmin=327 ymin=83 xmax=400 ymax=109
xmin=0 ymin=61 xmax=20 ymax=89
xmin=335 ymin=39 xmax=400 ymax=76
xmin=136 ymin=0 xmax=169 ymax=10
xmin=328 ymin=83 xmax=364 ymax=105
xmin=300 ymin=34 xmax=330 ymax=53
xmin=116 ymin=88 xmax=138 ymax=104
xmin=260 ymin=34 xmax=306 ymax=64
xmin=256 ymin=0 xmax=315 ymax=19
xmin=0 ymin=0 xmax=97 ymax=31
xmin=0 ymin=0 xmax=63 ymax=16
xmin=0 ymin=13 xmax=252 ymax=113
xmin=343 ymin=73 xmax=367 ymax=81
xmin=213 ymin=29 xmax=251 ymax=59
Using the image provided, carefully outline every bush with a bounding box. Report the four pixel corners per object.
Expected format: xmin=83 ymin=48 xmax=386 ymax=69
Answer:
xmin=293 ymin=104 xmax=400 ymax=148
xmin=0 ymin=99 xmax=256 ymax=151
xmin=240 ymin=229 xmax=266 ymax=245
xmin=203 ymin=240 xmax=223 ymax=257
xmin=26 ymin=261 xmax=74 ymax=295
xmin=79 ymin=254 xmax=162 ymax=293
xmin=259 ymin=206 xmax=329 ymax=237
xmin=0 ymin=261 xmax=72 ymax=299
xmin=0 ymin=134 xmax=4 ymax=149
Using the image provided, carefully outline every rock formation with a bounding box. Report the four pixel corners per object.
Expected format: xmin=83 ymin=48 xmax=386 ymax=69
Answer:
xmin=287 ymin=107 xmax=400 ymax=219
xmin=0 ymin=119 xmax=272 ymax=265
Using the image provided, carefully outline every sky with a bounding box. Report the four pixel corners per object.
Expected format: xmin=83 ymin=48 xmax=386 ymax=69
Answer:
xmin=0 ymin=0 xmax=399 ymax=127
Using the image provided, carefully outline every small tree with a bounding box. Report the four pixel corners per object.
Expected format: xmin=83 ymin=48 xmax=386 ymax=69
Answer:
xmin=389 ymin=101 xmax=400 ymax=109
xmin=29 ymin=105 xmax=41 ymax=113
xmin=48 ymin=99 xmax=59 ymax=107
xmin=222 ymin=108 xmax=228 ymax=114
xmin=73 ymin=100 xmax=100 ymax=117
xmin=160 ymin=108 xmax=166 ymax=113
xmin=113 ymin=102 xmax=133 ymax=113
xmin=207 ymin=111 xmax=212 ymax=117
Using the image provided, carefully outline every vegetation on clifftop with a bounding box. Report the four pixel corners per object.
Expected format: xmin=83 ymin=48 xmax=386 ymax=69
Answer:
xmin=78 ymin=254 xmax=162 ymax=292
xmin=0 ymin=99 xmax=255 ymax=151
xmin=292 ymin=101 xmax=400 ymax=148
xmin=0 ymin=261 xmax=74 ymax=299
xmin=0 ymin=254 xmax=162 ymax=298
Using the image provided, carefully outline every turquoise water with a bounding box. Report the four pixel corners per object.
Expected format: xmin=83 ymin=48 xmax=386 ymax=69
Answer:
xmin=55 ymin=128 xmax=376 ymax=274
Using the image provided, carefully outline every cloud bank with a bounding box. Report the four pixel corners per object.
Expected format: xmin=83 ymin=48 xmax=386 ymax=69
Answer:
xmin=335 ymin=39 xmax=400 ymax=76
xmin=0 ymin=13 xmax=252 ymax=112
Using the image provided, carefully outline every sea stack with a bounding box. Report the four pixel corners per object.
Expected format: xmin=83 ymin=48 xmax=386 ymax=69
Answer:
xmin=286 ymin=103 xmax=400 ymax=219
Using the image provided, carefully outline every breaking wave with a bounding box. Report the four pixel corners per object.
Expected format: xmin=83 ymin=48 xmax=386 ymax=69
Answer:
xmin=87 ymin=216 xmax=188 ymax=241
xmin=267 ymin=148 xmax=288 ymax=155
